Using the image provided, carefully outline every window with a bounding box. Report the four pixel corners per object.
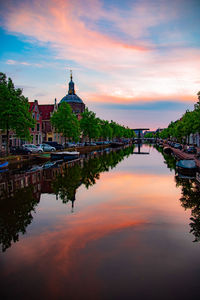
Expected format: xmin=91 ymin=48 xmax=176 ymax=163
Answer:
xmin=37 ymin=124 xmax=40 ymax=131
xmin=37 ymin=113 xmax=39 ymax=120
xmin=32 ymin=113 xmax=35 ymax=119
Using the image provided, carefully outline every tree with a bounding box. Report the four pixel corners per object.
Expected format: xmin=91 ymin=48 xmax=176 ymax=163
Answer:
xmin=144 ymin=132 xmax=154 ymax=138
xmin=51 ymin=102 xmax=80 ymax=143
xmin=99 ymin=120 xmax=113 ymax=140
xmin=194 ymin=91 xmax=200 ymax=110
xmin=80 ymin=108 xmax=100 ymax=142
xmin=0 ymin=73 xmax=35 ymax=155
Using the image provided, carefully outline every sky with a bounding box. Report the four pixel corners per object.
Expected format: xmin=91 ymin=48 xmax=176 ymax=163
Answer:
xmin=0 ymin=0 xmax=200 ymax=130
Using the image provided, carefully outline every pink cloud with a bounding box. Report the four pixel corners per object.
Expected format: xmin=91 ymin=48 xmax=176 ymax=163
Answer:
xmin=1 ymin=0 xmax=200 ymax=119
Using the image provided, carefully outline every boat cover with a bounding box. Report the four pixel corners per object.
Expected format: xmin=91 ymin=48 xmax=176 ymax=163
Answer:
xmin=176 ymin=159 xmax=196 ymax=169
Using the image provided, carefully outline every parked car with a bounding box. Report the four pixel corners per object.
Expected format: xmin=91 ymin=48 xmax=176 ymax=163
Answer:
xmin=76 ymin=142 xmax=85 ymax=147
xmin=62 ymin=142 xmax=77 ymax=148
xmin=173 ymin=143 xmax=183 ymax=150
xmin=10 ymin=146 xmax=32 ymax=155
xmin=85 ymin=142 xmax=97 ymax=146
xmin=96 ymin=141 xmax=104 ymax=145
xmin=22 ymin=144 xmax=43 ymax=153
xmin=37 ymin=143 xmax=56 ymax=152
xmin=44 ymin=141 xmax=64 ymax=150
xmin=184 ymin=146 xmax=197 ymax=154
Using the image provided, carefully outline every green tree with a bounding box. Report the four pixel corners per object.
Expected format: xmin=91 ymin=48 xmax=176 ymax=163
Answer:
xmin=80 ymin=108 xmax=100 ymax=142
xmin=51 ymin=102 xmax=80 ymax=144
xmin=99 ymin=120 xmax=113 ymax=140
xmin=0 ymin=73 xmax=35 ymax=155
xmin=144 ymin=132 xmax=154 ymax=138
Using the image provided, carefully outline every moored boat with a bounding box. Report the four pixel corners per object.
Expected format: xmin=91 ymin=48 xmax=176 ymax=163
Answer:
xmin=176 ymin=159 xmax=197 ymax=175
xmin=163 ymin=147 xmax=173 ymax=154
xmin=51 ymin=151 xmax=80 ymax=161
xmin=0 ymin=161 xmax=9 ymax=169
xmin=110 ymin=142 xmax=124 ymax=148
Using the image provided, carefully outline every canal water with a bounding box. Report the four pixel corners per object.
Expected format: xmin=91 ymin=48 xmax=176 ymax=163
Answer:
xmin=0 ymin=145 xmax=200 ymax=300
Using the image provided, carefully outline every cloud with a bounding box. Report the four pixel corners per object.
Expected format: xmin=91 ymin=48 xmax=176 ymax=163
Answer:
xmin=1 ymin=0 xmax=199 ymax=127
xmin=6 ymin=59 xmax=42 ymax=67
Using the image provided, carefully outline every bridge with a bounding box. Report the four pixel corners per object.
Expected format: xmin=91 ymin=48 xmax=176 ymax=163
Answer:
xmin=132 ymin=128 xmax=150 ymax=155
xmin=133 ymin=128 xmax=149 ymax=139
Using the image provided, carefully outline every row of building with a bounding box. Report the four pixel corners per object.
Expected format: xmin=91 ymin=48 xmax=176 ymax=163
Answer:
xmin=0 ymin=72 xmax=85 ymax=148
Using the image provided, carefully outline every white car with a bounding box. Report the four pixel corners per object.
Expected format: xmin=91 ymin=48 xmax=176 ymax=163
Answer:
xmin=22 ymin=144 xmax=43 ymax=153
xmin=37 ymin=143 xmax=56 ymax=152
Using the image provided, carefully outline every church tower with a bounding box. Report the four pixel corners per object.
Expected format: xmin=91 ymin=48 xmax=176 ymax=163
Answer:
xmin=59 ymin=70 xmax=85 ymax=118
xmin=68 ymin=70 xmax=75 ymax=95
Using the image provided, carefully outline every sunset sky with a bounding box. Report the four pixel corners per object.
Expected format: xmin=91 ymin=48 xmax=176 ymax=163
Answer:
xmin=0 ymin=0 xmax=200 ymax=129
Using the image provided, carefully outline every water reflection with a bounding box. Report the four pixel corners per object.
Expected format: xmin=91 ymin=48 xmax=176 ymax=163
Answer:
xmin=1 ymin=145 xmax=200 ymax=299
xmin=53 ymin=146 xmax=134 ymax=208
xmin=157 ymin=145 xmax=200 ymax=242
xmin=0 ymin=146 xmax=134 ymax=252
xmin=175 ymin=175 xmax=200 ymax=242
xmin=0 ymin=186 xmax=38 ymax=252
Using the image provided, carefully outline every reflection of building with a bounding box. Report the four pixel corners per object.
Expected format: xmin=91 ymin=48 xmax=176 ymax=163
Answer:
xmin=0 ymin=168 xmax=42 ymax=201
xmin=59 ymin=71 xmax=85 ymax=119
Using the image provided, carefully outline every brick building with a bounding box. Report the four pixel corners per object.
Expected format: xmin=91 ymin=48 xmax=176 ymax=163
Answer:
xmin=29 ymin=100 xmax=43 ymax=144
xmin=39 ymin=100 xmax=57 ymax=142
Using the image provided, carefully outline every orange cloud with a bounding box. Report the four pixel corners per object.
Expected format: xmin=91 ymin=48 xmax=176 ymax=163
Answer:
xmin=83 ymin=93 xmax=196 ymax=104
xmin=1 ymin=0 xmax=200 ymax=107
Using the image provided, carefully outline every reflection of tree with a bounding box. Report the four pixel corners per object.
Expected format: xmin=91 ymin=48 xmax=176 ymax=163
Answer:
xmin=0 ymin=146 xmax=134 ymax=251
xmin=154 ymin=145 xmax=176 ymax=171
xmin=175 ymin=175 xmax=200 ymax=242
xmin=53 ymin=164 xmax=82 ymax=207
xmin=52 ymin=146 xmax=134 ymax=208
xmin=0 ymin=186 xmax=38 ymax=252
xmin=157 ymin=145 xmax=200 ymax=242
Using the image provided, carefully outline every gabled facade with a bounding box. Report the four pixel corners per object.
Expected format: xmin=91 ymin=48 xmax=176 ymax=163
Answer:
xmin=39 ymin=101 xmax=57 ymax=142
xmin=29 ymin=100 xmax=43 ymax=144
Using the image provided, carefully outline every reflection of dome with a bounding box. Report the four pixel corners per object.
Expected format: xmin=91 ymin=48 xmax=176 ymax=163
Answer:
xmin=60 ymin=94 xmax=84 ymax=104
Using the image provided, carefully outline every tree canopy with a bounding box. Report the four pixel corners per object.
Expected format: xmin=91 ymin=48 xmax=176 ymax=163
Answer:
xmin=51 ymin=102 xmax=80 ymax=143
xmin=80 ymin=108 xmax=100 ymax=142
xmin=159 ymin=92 xmax=200 ymax=142
xmin=0 ymin=72 xmax=35 ymax=154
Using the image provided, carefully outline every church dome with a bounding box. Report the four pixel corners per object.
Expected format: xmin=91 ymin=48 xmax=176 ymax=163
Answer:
xmin=59 ymin=71 xmax=84 ymax=105
xmin=60 ymin=94 xmax=84 ymax=104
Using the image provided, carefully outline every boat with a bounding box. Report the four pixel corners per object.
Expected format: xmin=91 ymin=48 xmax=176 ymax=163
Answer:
xmin=163 ymin=147 xmax=173 ymax=154
xmin=0 ymin=161 xmax=9 ymax=169
xmin=34 ymin=153 xmax=51 ymax=160
xmin=196 ymin=172 xmax=200 ymax=184
xmin=27 ymin=165 xmax=43 ymax=173
xmin=176 ymin=159 xmax=197 ymax=175
xmin=0 ymin=168 xmax=9 ymax=173
xmin=110 ymin=142 xmax=124 ymax=148
xmin=43 ymin=161 xmax=57 ymax=169
xmin=51 ymin=151 xmax=80 ymax=161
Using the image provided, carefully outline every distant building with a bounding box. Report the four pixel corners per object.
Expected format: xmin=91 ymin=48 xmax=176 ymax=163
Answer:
xmin=59 ymin=71 xmax=85 ymax=119
xmin=29 ymin=100 xmax=43 ymax=144
xmin=39 ymin=100 xmax=57 ymax=142
xmin=0 ymin=72 xmax=86 ymax=149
